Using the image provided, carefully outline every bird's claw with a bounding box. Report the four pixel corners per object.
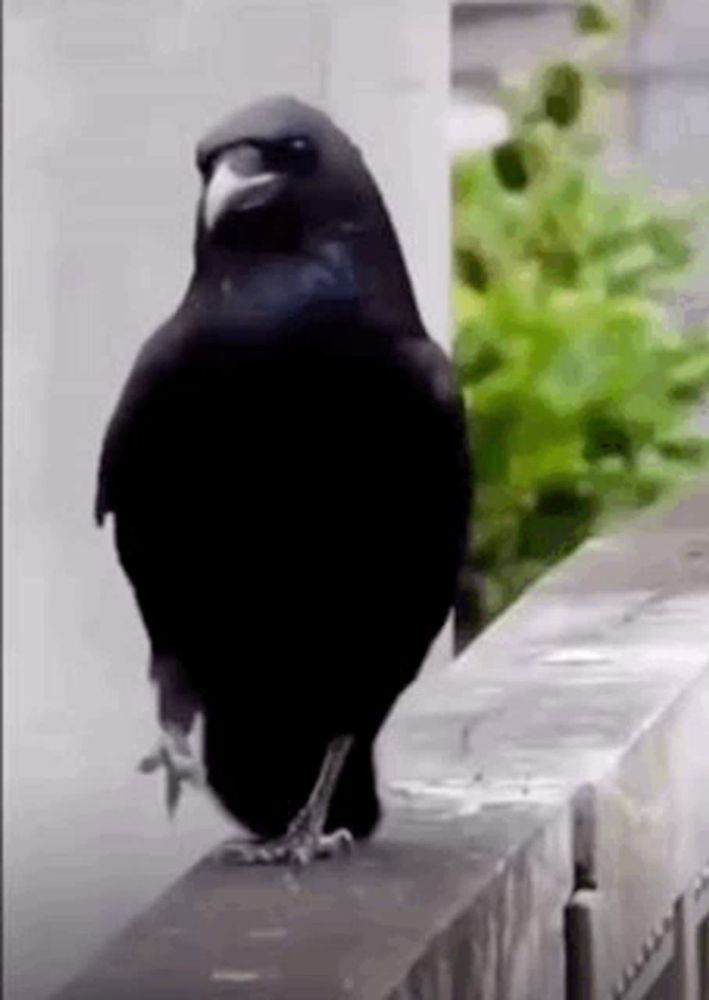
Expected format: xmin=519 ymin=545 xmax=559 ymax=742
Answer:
xmin=138 ymin=745 xmax=205 ymax=784
xmin=213 ymin=826 xmax=354 ymax=867
xmin=138 ymin=732 xmax=205 ymax=816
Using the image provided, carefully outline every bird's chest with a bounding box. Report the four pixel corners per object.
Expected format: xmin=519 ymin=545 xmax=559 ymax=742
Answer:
xmin=150 ymin=339 xmax=383 ymax=502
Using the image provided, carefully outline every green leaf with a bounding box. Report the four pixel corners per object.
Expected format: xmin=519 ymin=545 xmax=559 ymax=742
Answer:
xmin=575 ymin=2 xmax=617 ymax=35
xmin=493 ymin=141 xmax=529 ymax=191
xmin=542 ymin=63 xmax=585 ymax=128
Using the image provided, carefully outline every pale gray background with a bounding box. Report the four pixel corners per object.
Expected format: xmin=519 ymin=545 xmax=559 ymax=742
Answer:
xmin=4 ymin=3 xmax=450 ymax=999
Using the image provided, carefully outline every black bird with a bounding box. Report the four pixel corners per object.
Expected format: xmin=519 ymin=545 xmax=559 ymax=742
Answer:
xmin=95 ymin=96 xmax=471 ymax=865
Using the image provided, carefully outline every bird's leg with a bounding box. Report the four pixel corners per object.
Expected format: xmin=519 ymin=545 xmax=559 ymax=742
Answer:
xmin=139 ymin=722 xmax=205 ymax=816
xmin=215 ymin=735 xmax=355 ymax=867
xmin=139 ymin=654 xmax=205 ymax=816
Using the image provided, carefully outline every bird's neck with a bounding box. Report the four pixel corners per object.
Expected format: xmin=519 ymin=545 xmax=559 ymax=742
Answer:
xmin=190 ymin=217 xmax=424 ymax=337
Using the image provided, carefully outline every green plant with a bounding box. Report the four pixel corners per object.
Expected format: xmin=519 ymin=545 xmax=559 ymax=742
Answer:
xmin=453 ymin=1 xmax=709 ymax=630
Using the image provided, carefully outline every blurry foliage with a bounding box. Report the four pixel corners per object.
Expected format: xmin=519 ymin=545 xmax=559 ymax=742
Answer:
xmin=453 ymin=0 xmax=709 ymax=630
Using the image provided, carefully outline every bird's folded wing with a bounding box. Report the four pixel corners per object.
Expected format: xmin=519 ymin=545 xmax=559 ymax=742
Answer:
xmin=94 ymin=321 xmax=181 ymax=526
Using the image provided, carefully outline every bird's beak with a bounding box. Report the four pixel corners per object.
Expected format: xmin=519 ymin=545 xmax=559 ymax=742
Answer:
xmin=203 ymin=157 xmax=283 ymax=230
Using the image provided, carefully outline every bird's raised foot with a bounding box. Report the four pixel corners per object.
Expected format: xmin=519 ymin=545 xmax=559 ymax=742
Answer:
xmin=138 ymin=727 xmax=205 ymax=815
xmin=213 ymin=827 xmax=354 ymax=868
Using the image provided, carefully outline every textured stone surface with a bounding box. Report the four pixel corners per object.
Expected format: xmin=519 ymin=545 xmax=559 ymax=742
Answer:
xmin=58 ymin=483 xmax=709 ymax=998
xmin=57 ymin=806 xmax=571 ymax=1000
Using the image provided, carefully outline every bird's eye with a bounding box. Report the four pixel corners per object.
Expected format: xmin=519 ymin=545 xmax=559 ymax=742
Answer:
xmin=277 ymin=136 xmax=318 ymax=177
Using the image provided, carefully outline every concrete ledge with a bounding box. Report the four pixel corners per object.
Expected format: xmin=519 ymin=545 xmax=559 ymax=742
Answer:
xmin=56 ymin=810 xmax=570 ymax=1000
xmin=57 ymin=480 xmax=709 ymax=999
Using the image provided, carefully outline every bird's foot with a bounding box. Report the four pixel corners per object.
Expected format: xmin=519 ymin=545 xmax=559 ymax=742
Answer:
xmin=211 ymin=735 xmax=355 ymax=867
xmin=138 ymin=726 xmax=205 ymax=816
xmin=213 ymin=826 xmax=354 ymax=868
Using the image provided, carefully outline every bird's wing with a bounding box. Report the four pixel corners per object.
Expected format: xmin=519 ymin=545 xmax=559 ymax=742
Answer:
xmin=340 ymin=327 xmax=473 ymax=657
xmin=400 ymin=333 xmax=472 ymax=507
xmin=94 ymin=322 xmax=179 ymax=526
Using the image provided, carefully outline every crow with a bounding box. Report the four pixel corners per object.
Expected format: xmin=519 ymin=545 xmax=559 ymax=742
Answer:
xmin=95 ymin=96 xmax=472 ymax=865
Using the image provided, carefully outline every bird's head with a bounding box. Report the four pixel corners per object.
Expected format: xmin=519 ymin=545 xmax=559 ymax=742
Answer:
xmin=192 ymin=96 xmax=420 ymax=329
xmin=194 ymin=96 xmax=383 ymax=257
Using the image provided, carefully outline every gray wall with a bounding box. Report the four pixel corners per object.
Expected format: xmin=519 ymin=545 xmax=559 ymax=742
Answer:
xmin=3 ymin=3 xmax=450 ymax=999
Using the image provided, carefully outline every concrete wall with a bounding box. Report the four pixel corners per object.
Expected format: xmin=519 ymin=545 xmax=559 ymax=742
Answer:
xmin=3 ymin=4 xmax=450 ymax=999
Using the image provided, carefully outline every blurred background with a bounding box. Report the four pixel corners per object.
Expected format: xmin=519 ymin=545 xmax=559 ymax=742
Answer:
xmin=4 ymin=2 xmax=708 ymax=999
xmin=453 ymin=0 xmax=709 ymax=192
xmin=450 ymin=0 xmax=709 ymax=642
